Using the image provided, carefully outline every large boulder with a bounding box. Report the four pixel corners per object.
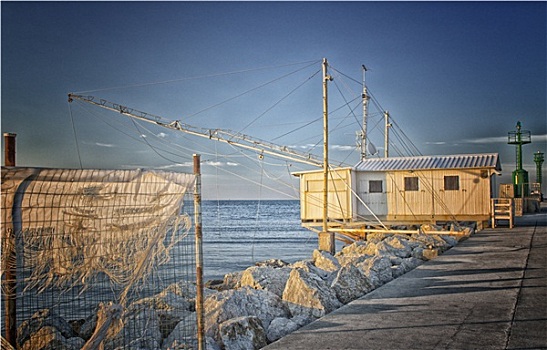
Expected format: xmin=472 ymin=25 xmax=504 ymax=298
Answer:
xmin=266 ymin=317 xmax=300 ymax=343
xmin=239 ymin=266 xmax=291 ymax=297
xmin=290 ymin=259 xmax=331 ymax=280
xmin=18 ymin=309 xmax=75 ymax=348
xmin=410 ymin=233 xmax=450 ymax=252
xmin=20 ymin=326 xmax=84 ymax=350
xmin=219 ymin=316 xmax=267 ymax=350
xmin=282 ymin=268 xmax=342 ymax=320
xmin=223 ymin=271 xmax=244 ymax=290
xmin=204 ymin=287 xmax=289 ymax=341
xmin=105 ymin=305 xmax=162 ymax=350
xmin=312 ymin=250 xmax=341 ymax=273
xmin=335 ymin=241 xmax=370 ymax=266
xmin=357 ymin=256 xmax=393 ymax=288
xmin=382 ymin=235 xmax=413 ymax=258
xmin=391 ymin=257 xmax=423 ymax=278
xmin=132 ymin=285 xmax=194 ymax=338
xmin=331 ymin=263 xmax=374 ymax=304
xmin=161 ymin=313 xmax=197 ymax=350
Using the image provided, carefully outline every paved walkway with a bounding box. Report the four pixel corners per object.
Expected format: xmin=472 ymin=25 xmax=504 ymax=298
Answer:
xmin=264 ymin=207 xmax=546 ymax=350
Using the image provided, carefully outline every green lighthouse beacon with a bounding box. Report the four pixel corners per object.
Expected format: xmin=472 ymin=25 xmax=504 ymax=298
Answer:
xmin=508 ymin=121 xmax=531 ymax=197
xmin=533 ymin=150 xmax=544 ymax=200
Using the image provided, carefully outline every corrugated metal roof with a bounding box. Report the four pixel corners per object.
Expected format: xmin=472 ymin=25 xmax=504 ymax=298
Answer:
xmin=354 ymin=153 xmax=501 ymax=172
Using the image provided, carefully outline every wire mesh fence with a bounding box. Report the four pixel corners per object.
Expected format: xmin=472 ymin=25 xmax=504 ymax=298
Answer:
xmin=1 ymin=167 xmax=199 ymax=350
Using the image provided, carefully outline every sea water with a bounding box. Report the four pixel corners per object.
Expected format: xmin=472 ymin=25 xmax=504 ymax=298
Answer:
xmin=200 ymin=200 xmax=319 ymax=280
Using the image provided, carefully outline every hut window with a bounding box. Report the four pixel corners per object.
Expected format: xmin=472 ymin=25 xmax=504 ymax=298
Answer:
xmin=444 ymin=175 xmax=460 ymax=191
xmin=369 ymin=180 xmax=383 ymax=193
xmin=404 ymin=177 xmax=419 ymax=191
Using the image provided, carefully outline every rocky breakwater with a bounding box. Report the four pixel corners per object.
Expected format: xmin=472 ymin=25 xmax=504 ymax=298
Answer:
xmin=202 ymin=231 xmax=465 ymax=350
xmin=16 ymin=230 xmax=469 ymax=350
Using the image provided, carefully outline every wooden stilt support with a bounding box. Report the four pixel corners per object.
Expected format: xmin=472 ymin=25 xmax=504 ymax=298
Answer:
xmin=193 ymin=154 xmax=205 ymax=350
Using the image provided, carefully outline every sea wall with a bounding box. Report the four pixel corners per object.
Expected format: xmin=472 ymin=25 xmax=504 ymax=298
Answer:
xmin=16 ymin=230 xmax=470 ymax=350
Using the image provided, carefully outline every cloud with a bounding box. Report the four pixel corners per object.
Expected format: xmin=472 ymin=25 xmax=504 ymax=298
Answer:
xmin=290 ymin=144 xmax=356 ymax=151
xmin=462 ymin=134 xmax=547 ymax=144
xmin=95 ymin=142 xmax=115 ymax=148
xmin=204 ymin=161 xmax=239 ymax=167
xmin=424 ymin=141 xmax=447 ymax=145
xmin=157 ymin=132 xmax=168 ymax=138
xmin=331 ymin=144 xmax=356 ymax=151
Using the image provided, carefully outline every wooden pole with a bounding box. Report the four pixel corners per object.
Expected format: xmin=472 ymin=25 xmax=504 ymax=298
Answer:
xmin=4 ymin=133 xmax=16 ymax=166
xmin=384 ymin=112 xmax=391 ymax=158
xmin=3 ymin=132 xmax=17 ymax=347
xmin=319 ymin=59 xmax=335 ymax=254
xmin=193 ymin=154 xmax=205 ymax=350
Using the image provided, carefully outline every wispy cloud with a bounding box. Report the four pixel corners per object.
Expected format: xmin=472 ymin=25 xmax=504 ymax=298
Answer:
xmin=157 ymin=132 xmax=168 ymax=138
xmin=204 ymin=161 xmax=239 ymax=167
xmin=424 ymin=141 xmax=447 ymax=145
xmin=290 ymin=144 xmax=356 ymax=152
xmin=332 ymin=144 xmax=356 ymax=151
xmin=95 ymin=142 xmax=115 ymax=148
xmin=154 ymin=162 xmax=193 ymax=169
xmin=462 ymin=134 xmax=547 ymax=144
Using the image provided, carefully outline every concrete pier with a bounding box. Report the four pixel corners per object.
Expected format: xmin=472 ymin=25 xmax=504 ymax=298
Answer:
xmin=264 ymin=206 xmax=546 ymax=350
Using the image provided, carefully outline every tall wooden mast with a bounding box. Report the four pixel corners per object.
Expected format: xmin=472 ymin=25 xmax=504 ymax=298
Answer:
xmin=319 ymin=58 xmax=335 ymax=253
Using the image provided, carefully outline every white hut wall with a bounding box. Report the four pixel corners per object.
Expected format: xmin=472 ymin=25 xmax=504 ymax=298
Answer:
xmin=355 ymin=172 xmax=388 ymax=217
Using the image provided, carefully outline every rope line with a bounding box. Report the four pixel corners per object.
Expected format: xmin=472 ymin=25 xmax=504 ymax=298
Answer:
xmin=68 ymin=102 xmax=84 ymax=169
xmin=74 ymin=59 xmax=322 ymax=94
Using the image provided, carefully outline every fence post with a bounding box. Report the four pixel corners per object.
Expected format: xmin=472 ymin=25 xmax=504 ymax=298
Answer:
xmin=193 ymin=154 xmax=205 ymax=350
xmin=3 ymin=132 xmax=17 ymax=347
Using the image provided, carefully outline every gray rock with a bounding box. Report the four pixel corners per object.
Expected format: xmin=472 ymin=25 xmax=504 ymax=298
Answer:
xmin=240 ymin=265 xmax=291 ymax=297
xmin=133 ymin=285 xmax=195 ymax=339
xmin=331 ymin=263 xmax=374 ymax=304
xmin=357 ymin=256 xmax=393 ymax=288
xmin=161 ymin=312 xmax=197 ymax=350
xmin=266 ymin=317 xmax=300 ymax=343
xmin=411 ymin=246 xmax=426 ymax=260
xmin=105 ymin=305 xmax=162 ymax=350
xmin=219 ymin=316 xmax=267 ymax=350
xmin=382 ymin=235 xmax=413 ymax=258
xmin=20 ymin=326 xmax=83 ymax=350
xmin=312 ymin=249 xmax=341 ymax=272
xmin=223 ymin=271 xmax=244 ymax=290
xmin=290 ymin=259 xmax=331 ymax=280
xmin=335 ymin=241 xmax=370 ymax=266
xmin=18 ymin=309 xmax=74 ymax=347
xmin=366 ymin=232 xmax=393 ymax=243
xmin=410 ymin=233 xmax=450 ymax=251
xmin=391 ymin=257 xmax=422 ymax=278
xmin=204 ymin=287 xmax=289 ymax=341
xmin=255 ymin=259 xmax=290 ymax=268
xmin=440 ymin=234 xmax=459 ymax=247
xmin=282 ymin=268 xmax=342 ymax=319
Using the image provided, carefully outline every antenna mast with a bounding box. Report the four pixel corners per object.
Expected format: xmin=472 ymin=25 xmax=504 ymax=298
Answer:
xmin=360 ymin=65 xmax=369 ymax=160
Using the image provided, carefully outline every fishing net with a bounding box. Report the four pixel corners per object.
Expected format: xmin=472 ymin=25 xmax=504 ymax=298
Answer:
xmin=1 ymin=167 xmax=198 ymax=349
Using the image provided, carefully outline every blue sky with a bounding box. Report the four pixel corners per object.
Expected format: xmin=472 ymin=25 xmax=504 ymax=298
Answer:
xmin=2 ymin=1 xmax=546 ymax=199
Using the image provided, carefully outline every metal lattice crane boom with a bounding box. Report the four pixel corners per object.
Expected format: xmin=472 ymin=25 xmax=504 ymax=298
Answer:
xmin=68 ymin=94 xmax=325 ymax=168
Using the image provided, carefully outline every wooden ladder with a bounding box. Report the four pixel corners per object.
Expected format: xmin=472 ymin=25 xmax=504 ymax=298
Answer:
xmin=491 ymin=198 xmax=514 ymax=229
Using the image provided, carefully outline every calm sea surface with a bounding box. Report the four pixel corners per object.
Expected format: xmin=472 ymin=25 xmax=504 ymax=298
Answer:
xmin=200 ymin=200 xmax=319 ymax=280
